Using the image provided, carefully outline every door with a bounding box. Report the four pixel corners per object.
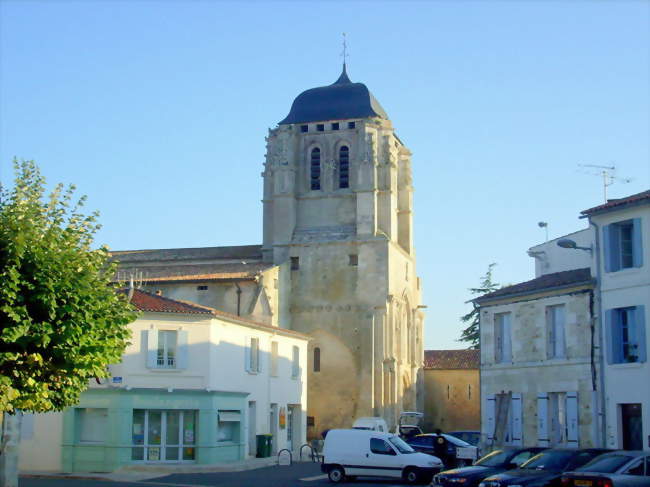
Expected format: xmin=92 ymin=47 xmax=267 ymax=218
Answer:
xmin=248 ymin=401 xmax=257 ymax=457
xmin=621 ymin=403 xmax=643 ymax=450
xmin=270 ymin=404 xmax=278 ymax=454
xmin=363 ymin=437 xmax=403 ymax=478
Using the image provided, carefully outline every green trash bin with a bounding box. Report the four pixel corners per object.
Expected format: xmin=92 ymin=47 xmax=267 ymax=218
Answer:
xmin=256 ymin=434 xmax=273 ymax=458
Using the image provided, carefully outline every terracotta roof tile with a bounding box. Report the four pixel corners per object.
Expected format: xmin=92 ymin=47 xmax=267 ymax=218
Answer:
xmin=121 ymin=289 xmax=309 ymax=340
xmin=581 ymin=189 xmax=650 ymax=216
xmin=424 ymin=350 xmax=480 ymax=369
xmin=475 ymin=268 xmax=592 ymax=304
xmin=125 ymin=289 xmax=214 ymax=315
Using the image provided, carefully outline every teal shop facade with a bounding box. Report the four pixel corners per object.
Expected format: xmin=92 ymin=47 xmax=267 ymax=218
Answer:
xmin=62 ymin=388 xmax=248 ymax=472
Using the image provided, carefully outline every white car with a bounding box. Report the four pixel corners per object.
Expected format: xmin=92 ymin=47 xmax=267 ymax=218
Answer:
xmin=321 ymin=429 xmax=443 ymax=484
xmin=352 ymin=416 xmax=389 ymax=432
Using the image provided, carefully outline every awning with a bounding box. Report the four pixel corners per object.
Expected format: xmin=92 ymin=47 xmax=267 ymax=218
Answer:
xmin=219 ymin=411 xmax=241 ymax=422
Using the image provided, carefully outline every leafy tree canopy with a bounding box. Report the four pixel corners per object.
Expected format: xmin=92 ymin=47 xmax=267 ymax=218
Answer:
xmin=458 ymin=263 xmax=499 ymax=349
xmin=0 ymin=160 xmax=136 ymax=413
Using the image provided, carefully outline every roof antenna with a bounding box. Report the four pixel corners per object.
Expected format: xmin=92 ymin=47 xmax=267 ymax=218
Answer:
xmin=577 ymin=163 xmax=632 ymax=202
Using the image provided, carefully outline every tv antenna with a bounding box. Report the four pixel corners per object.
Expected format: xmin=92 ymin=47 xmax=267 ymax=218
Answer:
xmin=577 ymin=164 xmax=632 ymax=202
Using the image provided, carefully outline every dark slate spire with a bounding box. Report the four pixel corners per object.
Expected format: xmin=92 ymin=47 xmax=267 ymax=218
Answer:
xmin=278 ymin=66 xmax=388 ymax=125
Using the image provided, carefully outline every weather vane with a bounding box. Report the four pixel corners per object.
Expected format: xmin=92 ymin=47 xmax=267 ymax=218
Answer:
xmin=341 ymin=32 xmax=349 ymax=67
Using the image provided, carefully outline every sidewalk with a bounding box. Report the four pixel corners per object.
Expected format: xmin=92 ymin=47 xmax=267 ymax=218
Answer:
xmin=21 ymin=456 xmax=287 ymax=483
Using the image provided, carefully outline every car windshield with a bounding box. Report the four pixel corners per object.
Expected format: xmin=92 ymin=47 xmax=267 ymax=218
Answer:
xmin=389 ymin=436 xmax=416 ymax=454
xmin=576 ymin=454 xmax=634 ymax=473
xmin=475 ymin=450 xmax=511 ymax=467
xmin=521 ymin=451 xmax=575 ymax=471
xmin=443 ymin=434 xmax=472 ymax=447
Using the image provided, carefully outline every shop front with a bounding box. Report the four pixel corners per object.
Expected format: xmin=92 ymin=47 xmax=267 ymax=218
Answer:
xmin=62 ymin=388 xmax=247 ymax=472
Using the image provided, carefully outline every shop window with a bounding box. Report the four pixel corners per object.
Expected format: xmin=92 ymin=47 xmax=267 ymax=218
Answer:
xmin=78 ymin=408 xmax=108 ymax=444
xmin=131 ymin=409 xmax=196 ymax=462
xmin=217 ymin=410 xmax=241 ymax=442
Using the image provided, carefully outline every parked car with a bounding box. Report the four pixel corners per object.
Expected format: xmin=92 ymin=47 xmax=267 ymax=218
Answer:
xmin=561 ymin=450 xmax=650 ymax=486
xmin=478 ymin=448 xmax=611 ymax=487
xmin=432 ymin=447 xmax=546 ymax=487
xmin=398 ymin=411 xmax=425 ymax=440
xmin=408 ymin=433 xmax=479 ymax=468
xmin=449 ymin=430 xmax=481 ymax=447
xmin=352 ymin=416 xmax=389 ymax=432
xmin=321 ymin=429 xmax=444 ymax=484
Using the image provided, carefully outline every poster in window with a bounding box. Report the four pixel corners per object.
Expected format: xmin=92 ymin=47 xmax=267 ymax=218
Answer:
xmin=279 ymin=406 xmax=286 ymax=429
xmin=148 ymin=447 xmax=160 ymax=461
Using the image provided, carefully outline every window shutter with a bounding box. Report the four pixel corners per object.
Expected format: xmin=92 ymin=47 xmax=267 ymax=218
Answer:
xmin=604 ymin=224 xmax=621 ymax=272
xmin=495 ymin=319 xmax=503 ymax=363
xmin=605 ymin=309 xmax=619 ymax=364
xmin=146 ymin=329 xmax=159 ymax=368
xmin=503 ymin=314 xmax=512 ymax=362
xmin=566 ymin=391 xmax=579 ymax=447
xmin=486 ymin=394 xmax=496 ymax=442
xmin=556 ymin=306 xmax=566 ymax=358
xmin=245 ymin=336 xmax=251 ymax=372
xmin=537 ymin=393 xmax=549 ymax=447
xmin=631 ymin=218 xmax=643 ymax=268
xmin=176 ymin=330 xmax=189 ymax=370
xmin=634 ymin=305 xmax=647 ymax=363
xmin=511 ymin=393 xmax=523 ymax=446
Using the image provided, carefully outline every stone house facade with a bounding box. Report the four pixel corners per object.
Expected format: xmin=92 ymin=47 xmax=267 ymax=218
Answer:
xmin=477 ymin=267 xmax=599 ymax=450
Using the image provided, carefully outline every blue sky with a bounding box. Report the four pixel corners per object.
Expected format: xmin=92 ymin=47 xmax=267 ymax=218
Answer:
xmin=1 ymin=0 xmax=648 ymax=350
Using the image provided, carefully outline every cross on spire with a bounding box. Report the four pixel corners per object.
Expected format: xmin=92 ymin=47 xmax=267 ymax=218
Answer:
xmin=341 ymin=32 xmax=349 ymax=68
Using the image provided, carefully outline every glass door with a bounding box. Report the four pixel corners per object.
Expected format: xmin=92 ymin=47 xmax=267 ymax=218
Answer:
xmin=132 ymin=410 xmax=197 ymax=462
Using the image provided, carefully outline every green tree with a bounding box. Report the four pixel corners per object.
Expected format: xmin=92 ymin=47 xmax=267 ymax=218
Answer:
xmin=458 ymin=263 xmax=499 ymax=349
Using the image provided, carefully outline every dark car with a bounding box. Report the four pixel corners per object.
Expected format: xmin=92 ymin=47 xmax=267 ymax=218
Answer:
xmin=408 ymin=433 xmax=479 ymax=468
xmin=432 ymin=447 xmax=546 ymax=487
xmin=561 ymin=450 xmax=650 ymax=486
xmin=449 ymin=431 xmax=482 ymax=447
xmin=478 ymin=448 xmax=611 ymax=487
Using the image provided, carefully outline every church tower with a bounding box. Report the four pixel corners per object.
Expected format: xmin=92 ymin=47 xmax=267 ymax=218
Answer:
xmin=262 ymin=65 xmax=424 ymax=435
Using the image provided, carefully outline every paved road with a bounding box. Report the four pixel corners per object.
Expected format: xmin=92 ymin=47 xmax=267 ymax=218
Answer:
xmin=20 ymin=463 xmax=422 ymax=487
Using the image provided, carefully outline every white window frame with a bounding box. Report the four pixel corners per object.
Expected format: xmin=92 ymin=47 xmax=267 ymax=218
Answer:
xmin=131 ymin=409 xmax=197 ymax=463
xmin=494 ymin=312 xmax=512 ymax=363
xmin=547 ymin=304 xmax=566 ymax=359
xmin=157 ymin=330 xmax=178 ymax=368
xmin=270 ymin=341 xmax=279 ymax=377
xmin=291 ymin=345 xmax=300 ymax=379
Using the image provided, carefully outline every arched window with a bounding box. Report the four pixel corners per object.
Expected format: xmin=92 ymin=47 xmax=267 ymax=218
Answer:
xmin=339 ymin=146 xmax=349 ymax=189
xmin=313 ymin=347 xmax=321 ymax=372
xmin=310 ymin=148 xmax=321 ymax=190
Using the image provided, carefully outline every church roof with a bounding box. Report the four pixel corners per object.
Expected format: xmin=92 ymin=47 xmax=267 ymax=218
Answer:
xmin=111 ymin=245 xmax=262 ymax=263
xmin=279 ymin=65 xmax=389 ymax=125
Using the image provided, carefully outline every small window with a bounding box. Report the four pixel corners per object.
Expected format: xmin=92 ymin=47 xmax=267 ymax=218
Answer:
xmin=157 ymin=330 xmax=177 ymax=368
xmin=348 ymin=121 xmax=356 ymax=129
xmin=339 ymin=145 xmax=350 ymax=189
xmin=331 ymin=122 xmax=339 ymax=130
xmin=247 ymin=337 xmax=260 ymax=373
xmin=495 ymin=313 xmax=512 ymax=363
xmin=310 ymin=148 xmax=321 ymax=190
xmin=349 ymin=254 xmax=358 ymax=266
xmin=313 ymin=347 xmax=321 ymax=372
xmin=547 ymin=304 xmax=566 ymax=359
xmin=291 ymin=256 xmax=299 ymax=270
xmin=197 ymin=285 xmax=208 ymax=291
xmin=370 ymin=438 xmax=394 ymax=455
xmin=307 ymin=416 xmax=315 ymax=427
xmin=316 ymin=124 xmax=324 ymax=132
xmin=300 ymin=125 xmax=308 ymax=133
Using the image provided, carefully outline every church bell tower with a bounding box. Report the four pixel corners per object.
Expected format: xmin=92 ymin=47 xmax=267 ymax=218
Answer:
xmin=262 ymin=65 xmax=424 ymax=435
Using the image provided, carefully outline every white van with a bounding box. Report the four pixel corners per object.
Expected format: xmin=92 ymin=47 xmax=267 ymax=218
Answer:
xmin=352 ymin=417 xmax=388 ymax=432
xmin=321 ymin=429 xmax=443 ymax=484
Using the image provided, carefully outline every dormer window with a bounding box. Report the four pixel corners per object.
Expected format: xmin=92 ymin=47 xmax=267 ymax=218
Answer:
xmin=310 ymin=148 xmax=321 ymax=190
xmin=339 ymin=146 xmax=350 ymax=189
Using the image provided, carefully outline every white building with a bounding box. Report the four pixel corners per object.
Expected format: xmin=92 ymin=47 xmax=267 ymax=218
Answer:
xmin=20 ymin=289 xmax=309 ymax=472
xmin=580 ymin=190 xmax=649 ymax=450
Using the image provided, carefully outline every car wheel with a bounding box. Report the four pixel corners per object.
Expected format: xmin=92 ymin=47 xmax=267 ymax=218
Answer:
xmin=328 ymin=466 xmax=345 ymax=483
xmin=403 ymin=467 xmax=420 ymax=484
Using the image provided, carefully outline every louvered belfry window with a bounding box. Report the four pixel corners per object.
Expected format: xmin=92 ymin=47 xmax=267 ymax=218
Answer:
xmin=310 ymin=147 xmax=321 ymax=190
xmin=339 ymin=146 xmax=350 ymax=189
